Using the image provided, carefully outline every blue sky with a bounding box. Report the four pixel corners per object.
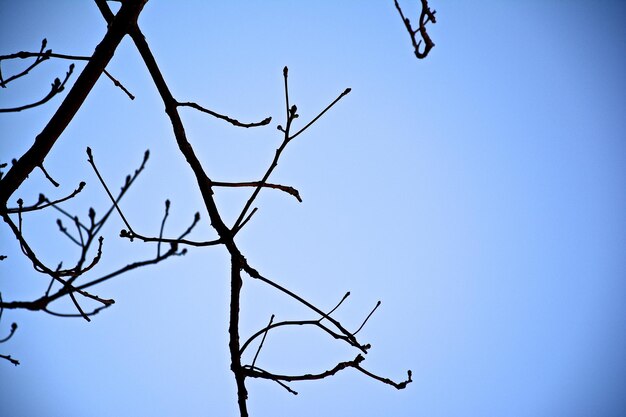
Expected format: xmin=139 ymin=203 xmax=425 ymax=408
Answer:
xmin=1 ymin=1 xmax=625 ymax=416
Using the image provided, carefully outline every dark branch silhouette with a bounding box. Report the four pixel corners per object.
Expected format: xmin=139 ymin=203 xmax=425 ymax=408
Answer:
xmin=394 ymin=0 xmax=437 ymax=59
xmin=0 ymin=1 xmax=438 ymax=414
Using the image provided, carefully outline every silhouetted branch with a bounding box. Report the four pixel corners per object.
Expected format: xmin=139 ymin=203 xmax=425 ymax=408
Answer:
xmin=353 ymin=300 xmax=381 ymax=335
xmin=0 ymin=64 xmax=75 ymax=113
xmin=0 ymin=354 xmax=19 ymax=366
xmin=240 ymin=319 xmax=353 ymax=355
xmin=394 ymin=0 xmax=437 ymax=59
xmin=177 ymin=101 xmax=271 ymax=128
xmin=0 ymin=39 xmax=49 ymax=87
xmin=233 ymin=67 xmax=350 ymax=232
xmin=38 ymin=163 xmax=60 ymax=187
xmin=245 ymin=355 xmax=412 ymax=390
xmin=244 ymin=354 xmax=366 ymax=383
xmin=86 ymin=146 xmax=133 ymax=232
xmin=251 ymin=314 xmax=274 ymax=369
xmin=6 ymin=182 xmax=85 ymax=214
xmin=0 ymin=323 xmax=17 ymax=344
xmin=157 ymin=200 xmax=170 ymax=257
xmin=0 ymin=294 xmax=18 ymax=344
xmin=212 ymin=181 xmax=302 ymax=202
xmin=0 ymin=47 xmax=134 ymax=99
xmin=240 ymin=262 xmax=369 ymax=353
xmin=319 ymin=291 xmax=351 ymax=322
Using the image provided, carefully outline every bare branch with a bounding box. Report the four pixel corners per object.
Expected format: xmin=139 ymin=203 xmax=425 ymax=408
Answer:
xmin=157 ymin=199 xmax=170 ymax=257
xmin=38 ymin=163 xmax=60 ymax=187
xmin=177 ymin=101 xmax=271 ymax=128
xmin=353 ymin=300 xmax=381 ymax=335
xmin=232 ymin=69 xmax=349 ymax=232
xmin=86 ymin=146 xmax=133 ymax=232
xmin=0 ymin=354 xmax=19 ymax=366
xmin=251 ymin=314 xmax=274 ymax=369
xmin=0 ymin=39 xmax=49 ymax=87
xmin=394 ymin=0 xmax=437 ymax=59
xmin=1 ymin=48 xmax=135 ymax=99
xmin=244 ymin=354 xmax=366 ymax=383
xmin=0 ymin=64 xmax=75 ymax=113
xmin=212 ymin=181 xmax=302 ymax=202
xmin=6 ymin=182 xmax=86 ymax=214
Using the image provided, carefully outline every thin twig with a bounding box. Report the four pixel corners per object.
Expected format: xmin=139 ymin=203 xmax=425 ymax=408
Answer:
xmin=177 ymin=101 xmax=271 ymax=128
xmin=86 ymin=147 xmax=133 ymax=232
xmin=394 ymin=0 xmax=437 ymax=59
xmin=0 ymin=64 xmax=75 ymax=112
xmin=6 ymin=182 xmax=85 ymax=214
xmin=157 ymin=200 xmax=170 ymax=257
xmin=38 ymin=163 xmax=60 ymax=187
xmin=251 ymin=314 xmax=274 ymax=369
xmin=212 ymin=181 xmax=301 ymax=202
xmin=353 ymin=300 xmax=381 ymax=335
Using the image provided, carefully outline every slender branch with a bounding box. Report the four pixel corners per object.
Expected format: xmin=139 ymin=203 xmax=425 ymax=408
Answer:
xmin=86 ymin=147 xmax=133 ymax=232
xmin=1 ymin=49 xmax=135 ymax=99
xmin=0 ymin=64 xmax=75 ymax=113
xmin=157 ymin=200 xmax=170 ymax=257
xmin=38 ymin=163 xmax=60 ymax=187
xmin=177 ymin=101 xmax=271 ymax=128
xmin=244 ymin=354 xmax=366 ymax=382
xmin=6 ymin=182 xmax=86 ymax=214
xmin=1 ymin=211 xmax=114 ymax=313
xmin=240 ymin=319 xmax=353 ymax=355
xmin=288 ymin=87 xmax=351 ymax=142
xmin=394 ymin=0 xmax=437 ymax=59
xmin=353 ymin=366 xmax=413 ymax=390
xmin=0 ymin=354 xmax=19 ymax=366
xmin=0 ymin=39 xmax=49 ymax=87
xmin=233 ymin=69 xmax=348 ymax=232
xmin=44 ymin=303 xmax=112 ymax=318
xmin=234 ymin=207 xmax=258 ymax=234
xmin=0 ymin=323 xmax=17 ymax=344
xmin=251 ymin=314 xmax=274 ymax=369
xmin=104 ymin=69 xmax=135 ymax=100
xmin=353 ymin=300 xmax=381 ymax=335
xmin=212 ymin=181 xmax=301 ymax=202
xmin=319 ymin=291 xmax=350 ymax=323
xmin=240 ymin=263 xmax=369 ymax=353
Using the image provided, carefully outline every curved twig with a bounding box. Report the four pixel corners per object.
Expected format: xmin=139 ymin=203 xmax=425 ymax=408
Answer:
xmin=177 ymin=100 xmax=271 ymax=128
xmin=0 ymin=64 xmax=75 ymax=113
xmin=394 ymin=0 xmax=437 ymax=59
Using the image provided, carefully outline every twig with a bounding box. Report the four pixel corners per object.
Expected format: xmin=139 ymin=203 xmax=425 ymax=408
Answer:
xmin=177 ymin=101 xmax=271 ymax=128
xmin=0 ymin=64 xmax=75 ymax=113
xmin=6 ymin=182 xmax=85 ymax=214
xmin=232 ymin=68 xmax=349 ymax=232
xmin=353 ymin=300 xmax=381 ymax=335
xmin=86 ymin=147 xmax=133 ymax=232
xmin=0 ymin=354 xmax=19 ymax=366
xmin=394 ymin=0 xmax=437 ymax=59
xmin=0 ymin=48 xmax=135 ymax=99
xmin=38 ymin=163 xmax=60 ymax=187
xmin=103 ymin=69 xmax=135 ymax=100
xmin=212 ymin=181 xmax=301 ymax=202
xmin=251 ymin=314 xmax=274 ymax=369
xmin=0 ymin=39 xmax=49 ymax=87
xmin=157 ymin=200 xmax=170 ymax=257
xmin=318 ymin=291 xmax=350 ymax=323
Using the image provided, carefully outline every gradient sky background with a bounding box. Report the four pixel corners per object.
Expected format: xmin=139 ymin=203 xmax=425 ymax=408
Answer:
xmin=1 ymin=1 xmax=625 ymax=416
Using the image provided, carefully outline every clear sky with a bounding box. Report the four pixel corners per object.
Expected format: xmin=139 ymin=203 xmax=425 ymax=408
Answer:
xmin=1 ymin=1 xmax=625 ymax=416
